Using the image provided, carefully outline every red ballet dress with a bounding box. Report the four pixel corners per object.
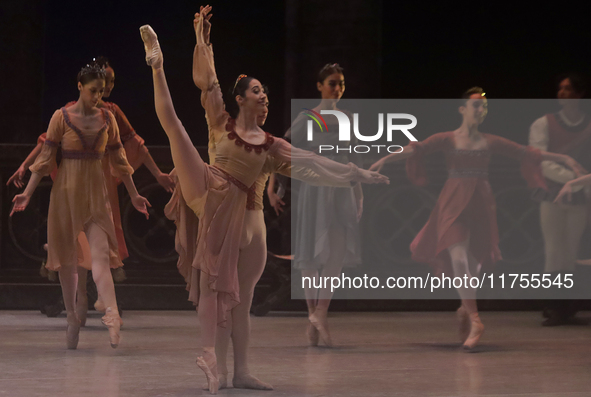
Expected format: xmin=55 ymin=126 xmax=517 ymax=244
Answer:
xmin=406 ymin=131 xmax=547 ymax=275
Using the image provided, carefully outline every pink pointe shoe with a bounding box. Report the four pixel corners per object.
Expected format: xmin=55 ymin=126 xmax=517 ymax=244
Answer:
xmin=139 ymin=25 xmax=163 ymax=69
xmin=308 ymin=309 xmax=333 ymax=347
xmin=456 ymin=306 xmax=470 ymax=343
xmin=463 ymin=313 xmax=485 ymax=351
xmin=196 ymin=348 xmax=219 ymax=394
xmin=306 ymin=320 xmax=320 ymax=347
xmin=101 ymin=307 xmax=122 ymax=348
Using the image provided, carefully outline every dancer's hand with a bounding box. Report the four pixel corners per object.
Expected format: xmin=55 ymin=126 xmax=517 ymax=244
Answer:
xmin=268 ymin=190 xmax=285 ymax=216
xmin=10 ymin=193 xmax=31 ymax=216
xmin=131 ymin=195 xmax=152 ymax=219
xmin=7 ymin=166 xmax=26 ymax=188
xmin=194 ymin=5 xmax=213 ymax=44
xmin=156 ymin=172 xmax=175 ymax=193
xmin=356 ymin=198 xmax=363 ymax=222
xmin=563 ymin=156 xmax=587 ymax=177
xmin=356 ymin=168 xmax=389 ymax=184
xmin=554 ymin=181 xmax=573 ymax=204
xmin=368 ymin=159 xmax=385 ymax=173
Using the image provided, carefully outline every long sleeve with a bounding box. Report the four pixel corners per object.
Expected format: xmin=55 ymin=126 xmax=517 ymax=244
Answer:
xmin=194 ymin=43 xmax=229 ymax=129
xmin=267 ymin=137 xmax=360 ymax=187
xmin=528 ymin=116 xmax=577 ymax=184
xmin=107 ymin=102 xmax=149 ymax=170
xmin=406 ymin=132 xmax=451 ymax=186
xmin=193 ymin=42 xmax=229 ymax=163
xmin=106 ymin=112 xmax=134 ymax=178
xmin=488 ymin=134 xmax=547 ymax=189
xmin=30 ymin=110 xmax=63 ymax=176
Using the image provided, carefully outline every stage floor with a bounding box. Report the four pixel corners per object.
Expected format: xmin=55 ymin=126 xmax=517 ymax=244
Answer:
xmin=1 ymin=310 xmax=590 ymax=396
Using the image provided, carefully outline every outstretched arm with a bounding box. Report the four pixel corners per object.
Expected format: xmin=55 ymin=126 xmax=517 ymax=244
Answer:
xmin=539 ymin=151 xmax=586 ymax=177
xmin=554 ymin=173 xmax=591 ymax=203
xmin=369 ymin=145 xmax=414 ymax=172
xmin=270 ymin=138 xmax=389 ymax=186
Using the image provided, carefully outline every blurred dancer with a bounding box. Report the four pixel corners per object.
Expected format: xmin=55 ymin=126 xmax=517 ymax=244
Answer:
xmin=370 ymin=87 xmax=582 ymax=350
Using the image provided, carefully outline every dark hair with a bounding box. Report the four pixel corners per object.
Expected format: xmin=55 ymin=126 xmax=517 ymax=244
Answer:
xmin=95 ymin=56 xmax=111 ymax=69
xmin=76 ymin=60 xmax=106 ymax=85
xmin=318 ymin=63 xmax=344 ymax=84
xmin=557 ymin=72 xmax=586 ymax=96
xmin=460 ymin=86 xmax=485 ymax=105
xmin=226 ymin=75 xmax=268 ymax=119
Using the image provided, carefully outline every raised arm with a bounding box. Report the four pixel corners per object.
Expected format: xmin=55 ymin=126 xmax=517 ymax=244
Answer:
xmin=193 ymin=6 xmax=228 ymax=130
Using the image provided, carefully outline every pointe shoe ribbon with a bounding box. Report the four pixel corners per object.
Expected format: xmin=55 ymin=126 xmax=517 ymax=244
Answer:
xmin=139 ymin=25 xmax=163 ymax=68
xmin=101 ymin=307 xmax=122 ymax=349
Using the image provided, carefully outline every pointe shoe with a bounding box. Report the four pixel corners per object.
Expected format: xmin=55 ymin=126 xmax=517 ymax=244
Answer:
xmin=202 ymin=373 xmax=227 ymax=391
xmin=233 ymin=373 xmax=274 ymax=390
xmin=456 ymin=306 xmax=470 ymax=343
xmin=462 ymin=313 xmax=484 ymax=351
xmin=139 ymin=25 xmax=163 ymax=69
xmin=101 ymin=307 xmax=122 ymax=349
xmin=196 ymin=349 xmax=219 ymax=394
xmin=309 ymin=310 xmax=333 ymax=347
xmin=66 ymin=312 xmax=81 ymax=350
xmin=76 ymin=296 xmax=88 ymax=327
xmin=306 ymin=321 xmax=319 ymax=346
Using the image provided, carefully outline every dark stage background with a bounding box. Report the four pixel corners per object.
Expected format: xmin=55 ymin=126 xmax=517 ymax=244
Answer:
xmin=3 ymin=1 xmax=591 ymax=145
xmin=1 ymin=1 xmax=591 ymax=311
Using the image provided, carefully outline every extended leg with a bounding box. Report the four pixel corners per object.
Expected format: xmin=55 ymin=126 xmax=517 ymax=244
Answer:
xmin=140 ymin=25 xmax=209 ymax=208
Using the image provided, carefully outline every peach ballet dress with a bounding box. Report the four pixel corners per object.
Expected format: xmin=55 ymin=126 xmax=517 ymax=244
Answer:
xmin=30 ymin=107 xmax=133 ymax=271
xmin=165 ymin=42 xmax=365 ymax=326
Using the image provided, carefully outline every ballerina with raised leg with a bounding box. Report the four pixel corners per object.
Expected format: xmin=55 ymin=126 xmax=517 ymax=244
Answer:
xmin=140 ymin=5 xmax=387 ymax=392
xmin=369 ymin=87 xmax=584 ymax=350
xmin=10 ymin=61 xmax=151 ymax=349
